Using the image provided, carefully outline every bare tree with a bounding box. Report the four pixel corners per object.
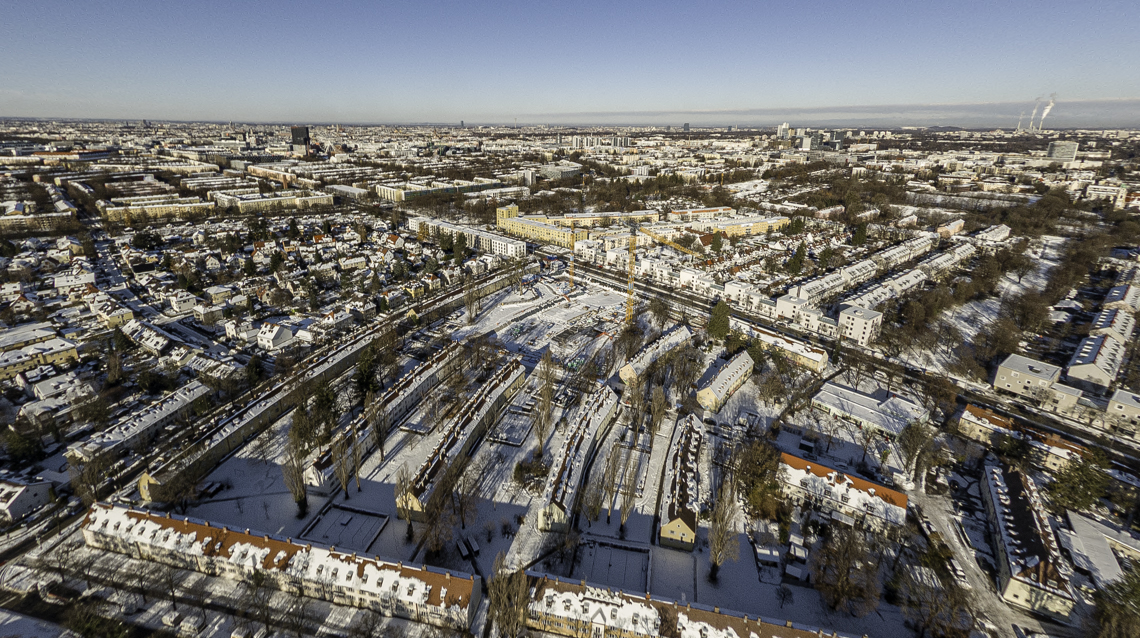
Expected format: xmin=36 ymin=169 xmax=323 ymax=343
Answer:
xmin=69 ymin=451 xmax=110 ymax=507
xmin=618 ymin=453 xmax=638 ymax=536
xmin=347 ymin=609 xmax=385 ymax=638
xmin=367 ymin=392 xmax=389 ymax=462
xmin=533 ymin=353 xmax=556 ymax=456
xmin=453 ymin=459 xmax=482 ymax=530
xmin=897 ymin=421 xmax=934 ymax=481
xmin=776 ymin=585 xmax=794 ymax=609
xmin=395 ymin=463 xmax=414 ymax=540
xmin=900 ymin=568 xmax=975 ymax=638
xmin=125 ymin=563 xmax=154 ymax=604
xmin=488 ymin=552 xmax=529 ymax=638
xmin=464 ymin=274 xmax=481 ymax=324
xmin=154 ymin=563 xmax=180 ymax=611
xmin=282 ymin=441 xmax=309 ymax=516
xmin=603 ymin=450 xmax=622 ymax=523
xmin=351 ymin=422 xmax=363 ymax=492
xmin=649 ymin=386 xmax=668 ymax=439
xmin=582 ymin=472 xmax=605 ymax=525
xmin=73 ymin=546 xmax=101 ymax=587
xmin=239 ymin=571 xmax=274 ymax=636
xmin=253 ymin=426 xmax=274 ymax=464
xmin=332 ymin=435 xmax=353 ymax=500
xmin=184 ymin=575 xmax=210 ymax=623
xmin=810 ymin=527 xmax=881 ymax=617
xmin=36 ymin=538 xmax=76 ymax=584
xmin=281 ymin=586 xmax=314 ymax=638
xmin=708 ymin=473 xmax=739 ymax=581
xmin=648 ymin=295 xmax=671 ymax=331
xmin=421 ymin=481 xmax=457 ymax=555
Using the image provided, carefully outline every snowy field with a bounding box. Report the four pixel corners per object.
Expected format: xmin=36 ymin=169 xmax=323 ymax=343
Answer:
xmin=573 ymin=541 xmax=650 ymax=592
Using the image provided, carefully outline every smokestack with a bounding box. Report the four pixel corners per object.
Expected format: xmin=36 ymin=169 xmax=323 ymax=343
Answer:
xmin=1038 ymin=94 xmax=1057 ymax=131
xmin=1016 ymin=111 xmax=1025 ymax=132
xmin=1028 ymin=97 xmax=1042 ymax=132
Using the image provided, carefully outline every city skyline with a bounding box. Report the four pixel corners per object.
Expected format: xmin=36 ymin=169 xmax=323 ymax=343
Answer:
xmin=3 ymin=0 xmax=1139 ymax=127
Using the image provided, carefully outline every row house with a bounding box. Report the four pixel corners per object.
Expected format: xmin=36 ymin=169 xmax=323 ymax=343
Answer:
xmin=981 ymin=464 xmax=1076 ymax=621
xmin=82 ymin=503 xmax=480 ymax=630
xmin=538 ymin=386 xmax=619 ymax=532
xmin=659 ymin=416 xmax=703 ymax=550
xmin=398 ymin=359 xmax=525 ymax=518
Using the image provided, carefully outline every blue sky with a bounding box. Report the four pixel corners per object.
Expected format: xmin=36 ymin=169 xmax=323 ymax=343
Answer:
xmin=2 ymin=0 xmax=1138 ymax=127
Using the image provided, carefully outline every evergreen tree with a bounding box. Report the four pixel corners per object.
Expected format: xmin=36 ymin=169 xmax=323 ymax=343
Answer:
xmin=1047 ymin=450 xmax=1109 ymax=513
xmin=786 ymin=242 xmax=806 ymax=274
xmin=708 ymin=300 xmax=731 ymax=340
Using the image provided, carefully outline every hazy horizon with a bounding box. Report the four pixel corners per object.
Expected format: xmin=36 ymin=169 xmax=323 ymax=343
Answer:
xmin=4 ymin=1 xmax=1139 ymax=128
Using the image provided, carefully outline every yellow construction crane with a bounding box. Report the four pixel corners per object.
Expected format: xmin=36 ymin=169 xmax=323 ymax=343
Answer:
xmin=568 ymin=218 xmax=575 ymax=288
xmin=625 ymin=230 xmax=637 ymax=325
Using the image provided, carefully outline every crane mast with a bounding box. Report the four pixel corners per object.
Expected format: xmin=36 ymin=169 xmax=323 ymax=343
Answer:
xmin=569 ymin=218 xmax=575 ymax=289
xmin=625 ymin=230 xmax=637 ymax=326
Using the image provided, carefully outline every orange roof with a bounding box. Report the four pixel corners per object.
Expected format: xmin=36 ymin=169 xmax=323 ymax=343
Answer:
xmin=83 ymin=503 xmax=474 ymax=609
xmin=963 ymin=404 xmax=1013 ymax=430
xmin=780 ymin=452 xmax=907 ymax=509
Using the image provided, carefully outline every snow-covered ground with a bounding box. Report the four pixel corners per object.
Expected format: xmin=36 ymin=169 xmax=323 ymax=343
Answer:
xmin=901 ymin=235 xmax=1067 ymax=376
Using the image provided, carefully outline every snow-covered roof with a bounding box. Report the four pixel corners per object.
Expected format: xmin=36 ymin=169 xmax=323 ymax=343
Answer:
xmin=1090 ymin=308 xmax=1135 ymax=341
xmin=697 ymin=351 xmax=753 ymax=406
xmin=983 ymin=464 xmax=1073 ymax=601
xmin=73 ymin=381 xmax=210 ymax=458
xmin=83 ymin=503 xmax=477 ymax=614
xmin=409 ymin=358 xmax=524 ymax=502
xmin=1060 ymin=512 xmax=1140 ymax=589
xmin=662 ymin=415 xmax=702 ymax=532
xmin=528 ymin=572 xmax=853 ymax=638
xmin=812 ymin=382 xmax=927 ymax=438
xmin=1067 ymin=334 xmax=1125 ymax=379
xmin=542 ymin=385 xmax=618 ymax=514
xmin=999 ymin=354 xmax=1061 ymax=382
xmin=728 ymin=318 xmax=827 ymax=369
xmin=619 ymin=326 xmax=693 ymax=383
xmin=780 ymin=453 xmax=907 ymax=526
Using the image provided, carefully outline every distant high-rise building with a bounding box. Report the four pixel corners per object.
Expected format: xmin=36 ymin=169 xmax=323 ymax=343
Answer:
xmin=291 ymin=126 xmax=310 ymax=147
xmin=726 ymin=125 xmax=732 ymax=132
xmin=683 ymin=123 xmax=690 ymax=132
xmin=777 ymin=122 xmax=790 ymax=140
xmin=461 ymin=120 xmax=464 ymax=128
xmin=1047 ymin=140 xmax=1078 ymax=162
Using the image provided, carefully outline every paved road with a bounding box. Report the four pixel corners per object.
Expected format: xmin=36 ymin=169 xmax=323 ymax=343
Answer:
xmin=910 ymin=489 xmax=1084 ymax=638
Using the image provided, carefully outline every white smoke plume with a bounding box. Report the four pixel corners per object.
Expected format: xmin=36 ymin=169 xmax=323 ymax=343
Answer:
xmin=1038 ymin=93 xmax=1057 ymax=130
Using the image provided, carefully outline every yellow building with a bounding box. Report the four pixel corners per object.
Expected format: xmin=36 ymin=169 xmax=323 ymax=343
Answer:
xmin=500 ymin=216 xmax=588 ymax=248
xmin=546 ymin=210 xmax=659 ymax=228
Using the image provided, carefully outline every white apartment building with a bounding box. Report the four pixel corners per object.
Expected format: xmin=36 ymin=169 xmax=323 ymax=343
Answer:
xmin=994 ymin=354 xmax=1082 ymax=413
xmin=82 ymin=503 xmax=481 ymax=630
xmin=838 ymin=304 xmax=882 ymax=347
xmin=1066 ymin=334 xmax=1125 ymax=394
